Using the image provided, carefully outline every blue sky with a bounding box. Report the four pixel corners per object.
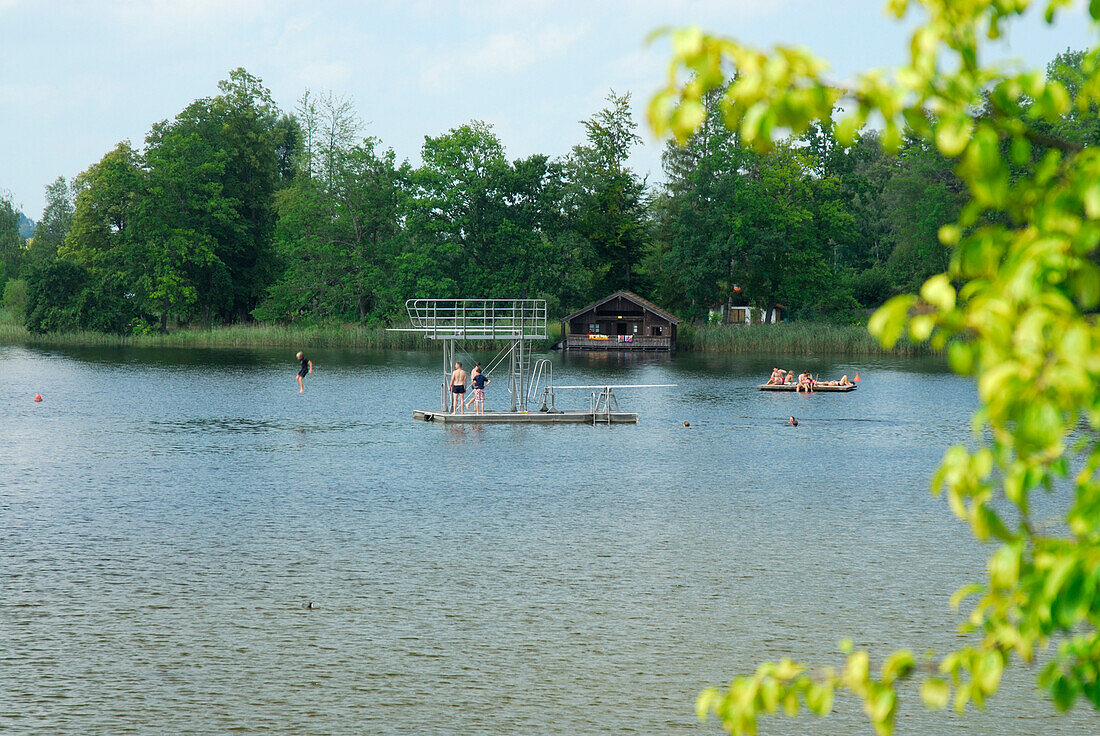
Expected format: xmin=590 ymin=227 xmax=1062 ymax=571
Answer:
xmin=1 ymin=0 xmax=1094 ymax=219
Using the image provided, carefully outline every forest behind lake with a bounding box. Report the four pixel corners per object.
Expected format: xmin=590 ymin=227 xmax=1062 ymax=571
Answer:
xmin=0 ymin=50 xmax=1094 ymax=337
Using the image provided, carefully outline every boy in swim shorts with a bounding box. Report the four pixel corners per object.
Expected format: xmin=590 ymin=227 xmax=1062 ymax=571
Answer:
xmin=449 ymin=361 xmax=467 ymax=413
xmin=296 ymin=351 xmax=313 ymax=393
xmin=470 ymin=363 xmax=489 ymax=414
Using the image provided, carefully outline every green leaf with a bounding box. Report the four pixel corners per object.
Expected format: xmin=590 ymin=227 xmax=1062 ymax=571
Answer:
xmin=882 ymin=650 xmax=915 ymax=683
xmin=920 ymin=274 xmax=956 ymax=310
xmin=1084 ymin=183 xmax=1100 ymax=220
xmin=671 ymin=99 xmax=707 ymax=142
xmin=989 ymin=544 xmax=1021 ymax=589
xmin=948 ymin=341 xmax=974 ymax=375
xmin=869 ymin=295 xmax=916 ymax=348
xmin=921 ymin=678 xmax=951 ymax=710
xmin=950 ymin=583 xmax=984 ymax=610
xmin=835 ymin=114 xmax=863 ymax=145
xmin=936 ymin=114 xmax=974 ymax=157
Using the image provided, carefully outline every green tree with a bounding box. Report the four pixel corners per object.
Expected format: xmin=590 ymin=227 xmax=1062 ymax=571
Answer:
xmin=652 ymin=2 xmax=1100 ymax=734
xmin=880 ymin=138 xmax=965 ymax=292
xmin=136 ymin=119 xmax=232 ymax=331
xmin=170 ymin=68 xmax=292 ymax=321
xmin=0 ymin=193 xmax=26 ymax=289
xmin=258 ymin=91 xmax=409 ymax=323
xmin=30 ymin=176 xmax=75 ymax=264
xmin=567 ymin=91 xmax=650 ymax=294
xmin=405 ymin=121 xmax=508 ymax=298
xmin=655 ymin=96 xmax=856 ymax=319
xmin=39 ymin=142 xmax=145 ymax=334
xmin=60 ymin=142 xmax=143 ymax=271
xmin=656 ymin=89 xmax=754 ymax=318
xmin=258 ymin=139 xmax=408 ymax=323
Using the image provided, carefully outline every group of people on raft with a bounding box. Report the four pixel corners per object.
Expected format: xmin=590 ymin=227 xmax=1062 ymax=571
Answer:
xmin=766 ymin=367 xmax=854 ymax=393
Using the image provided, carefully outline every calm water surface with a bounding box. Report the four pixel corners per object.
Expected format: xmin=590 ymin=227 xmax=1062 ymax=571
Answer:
xmin=1 ymin=345 xmax=1091 ymax=734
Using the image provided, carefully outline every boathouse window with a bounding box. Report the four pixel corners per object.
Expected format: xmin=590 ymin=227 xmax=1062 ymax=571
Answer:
xmin=589 ymin=323 xmax=598 ymax=333
xmin=632 ymin=324 xmax=638 ymax=333
xmin=651 ymin=325 xmax=663 ymax=336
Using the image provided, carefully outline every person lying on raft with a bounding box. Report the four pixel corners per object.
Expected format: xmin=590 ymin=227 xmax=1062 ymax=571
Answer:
xmin=817 ymin=375 xmax=854 ymax=387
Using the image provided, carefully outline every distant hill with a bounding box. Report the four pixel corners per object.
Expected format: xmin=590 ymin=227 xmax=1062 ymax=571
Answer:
xmin=17 ymin=212 xmax=34 ymax=239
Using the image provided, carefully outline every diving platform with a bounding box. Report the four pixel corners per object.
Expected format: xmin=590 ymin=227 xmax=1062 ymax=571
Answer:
xmin=393 ymin=298 xmax=669 ymax=424
xmin=413 ymin=410 xmax=638 ymax=424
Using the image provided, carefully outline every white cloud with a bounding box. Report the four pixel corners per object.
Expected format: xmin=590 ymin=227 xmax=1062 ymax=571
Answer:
xmin=420 ymin=24 xmax=589 ymax=92
xmin=296 ymin=61 xmax=353 ymax=88
xmin=104 ymin=0 xmax=291 ymax=30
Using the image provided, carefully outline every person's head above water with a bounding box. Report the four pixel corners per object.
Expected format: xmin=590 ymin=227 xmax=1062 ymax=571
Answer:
xmin=788 ymin=416 xmax=798 ymax=426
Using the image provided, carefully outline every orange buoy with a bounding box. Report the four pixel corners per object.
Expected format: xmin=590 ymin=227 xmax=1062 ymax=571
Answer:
xmin=33 ymin=393 xmax=42 ymax=402
xmin=854 ymin=373 xmax=860 ymax=382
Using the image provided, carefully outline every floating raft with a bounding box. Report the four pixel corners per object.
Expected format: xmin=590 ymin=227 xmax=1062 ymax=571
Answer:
xmin=757 ymin=383 xmax=857 ymax=392
xmin=413 ymin=410 xmax=638 ymax=424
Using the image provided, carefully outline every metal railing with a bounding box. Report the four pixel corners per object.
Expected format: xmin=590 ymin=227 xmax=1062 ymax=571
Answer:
xmin=404 ymin=299 xmax=547 ymax=340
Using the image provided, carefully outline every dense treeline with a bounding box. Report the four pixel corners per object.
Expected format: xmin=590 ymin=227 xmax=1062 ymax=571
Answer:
xmin=0 ymin=51 xmax=1089 ymax=334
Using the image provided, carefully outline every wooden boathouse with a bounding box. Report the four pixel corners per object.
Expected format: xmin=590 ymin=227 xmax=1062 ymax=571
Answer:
xmin=561 ymin=291 xmax=681 ymax=351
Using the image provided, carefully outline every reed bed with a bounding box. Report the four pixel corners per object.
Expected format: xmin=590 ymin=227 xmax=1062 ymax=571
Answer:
xmin=0 ymin=319 xmax=558 ymax=352
xmin=1 ymin=311 xmax=934 ymax=356
xmin=678 ymin=322 xmax=937 ymax=356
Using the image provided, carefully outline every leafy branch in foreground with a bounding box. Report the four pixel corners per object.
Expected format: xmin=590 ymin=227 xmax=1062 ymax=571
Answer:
xmin=651 ymin=1 xmax=1100 ymax=734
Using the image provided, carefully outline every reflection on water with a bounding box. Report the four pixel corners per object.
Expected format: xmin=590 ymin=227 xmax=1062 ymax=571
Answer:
xmin=0 ymin=345 xmax=1088 ymax=735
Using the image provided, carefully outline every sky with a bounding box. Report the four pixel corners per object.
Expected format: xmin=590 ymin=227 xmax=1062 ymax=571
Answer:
xmin=1 ymin=0 xmax=1095 ymax=220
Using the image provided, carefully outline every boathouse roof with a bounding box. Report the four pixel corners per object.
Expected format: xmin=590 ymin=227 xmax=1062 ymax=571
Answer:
xmin=563 ymin=291 xmax=682 ymax=324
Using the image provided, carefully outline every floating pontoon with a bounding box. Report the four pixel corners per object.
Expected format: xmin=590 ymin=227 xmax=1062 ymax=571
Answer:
xmin=757 ymin=383 xmax=858 ymax=392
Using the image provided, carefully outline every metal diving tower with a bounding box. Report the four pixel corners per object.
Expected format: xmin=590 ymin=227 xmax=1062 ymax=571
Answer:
xmin=398 ymin=298 xmax=547 ymax=412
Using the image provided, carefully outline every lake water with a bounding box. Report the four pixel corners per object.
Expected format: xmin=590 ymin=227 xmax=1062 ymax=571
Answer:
xmin=1 ymin=345 xmax=1092 ymax=735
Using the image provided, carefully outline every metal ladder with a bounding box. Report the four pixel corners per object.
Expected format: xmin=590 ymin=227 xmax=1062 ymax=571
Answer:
xmin=589 ymin=387 xmax=619 ymax=425
xmin=529 ymin=359 xmax=556 ymax=412
xmin=508 ymin=339 xmax=532 ymax=411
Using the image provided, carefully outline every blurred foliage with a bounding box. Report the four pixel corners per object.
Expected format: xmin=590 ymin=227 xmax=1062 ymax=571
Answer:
xmin=652 ymin=1 xmax=1100 ymax=733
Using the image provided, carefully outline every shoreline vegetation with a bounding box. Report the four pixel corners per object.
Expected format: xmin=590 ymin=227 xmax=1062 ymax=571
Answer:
xmin=0 ymin=311 xmax=935 ymax=356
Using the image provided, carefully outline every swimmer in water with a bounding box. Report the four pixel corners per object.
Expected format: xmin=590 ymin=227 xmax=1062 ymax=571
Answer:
xmin=296 ymin=351 xmax=313 ymax=393
xmin=788 ymin=416 xmax=798 ymax=426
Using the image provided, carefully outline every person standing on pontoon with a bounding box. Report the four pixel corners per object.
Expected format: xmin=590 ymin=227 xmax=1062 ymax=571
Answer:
xmin=462 ymin=363 xmax=488 ymax=411
xmin=470 ymin=364 xmax=489 ymax=414
xmin=449 ymin=361 xmax=468 ymax=414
